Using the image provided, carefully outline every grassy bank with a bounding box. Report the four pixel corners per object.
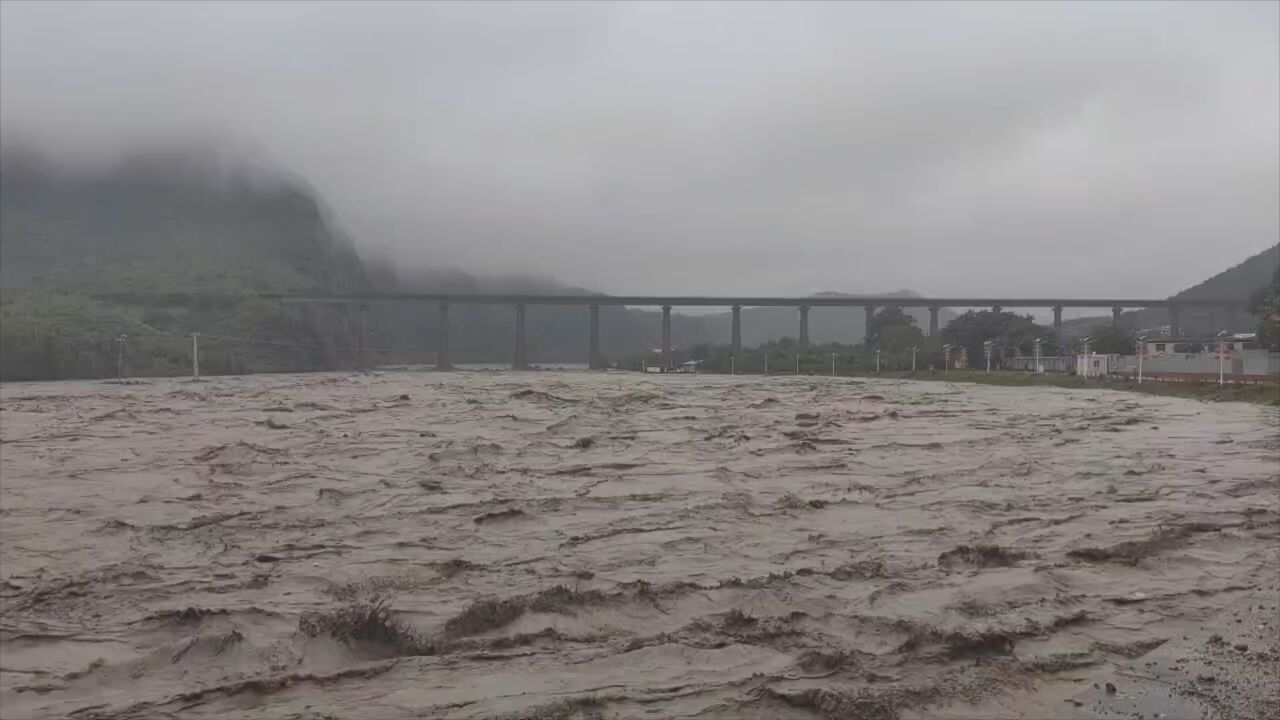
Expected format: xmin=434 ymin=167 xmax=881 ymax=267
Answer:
xmin=760 ymin=369 xmax=1280 ymax=406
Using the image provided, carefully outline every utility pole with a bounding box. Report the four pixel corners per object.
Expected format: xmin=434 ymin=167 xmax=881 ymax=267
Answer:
xmin=357 ymin=303 xmax=367 ymax=372
xmin=1136 ymin=335 xmax=1145 ymax=383
xmin=1217 ymin=331 xmax=1228 ymax=385
xmin=831 ymin=352 xmax=836 ymax=377
xmin=191 ymin=332 xmax=200 ymax=381
xmin=114 ymin=333 xmax=128 ymax=383
xmin=875 ymin=349 xmax=881 ymax=373
xmin=911 ymin=346 xmax=918 ymax=372
xmin=730 ymin=355 xmax=735 ymax=376
xmin=794 ymin=353 xmax=799 ymax=375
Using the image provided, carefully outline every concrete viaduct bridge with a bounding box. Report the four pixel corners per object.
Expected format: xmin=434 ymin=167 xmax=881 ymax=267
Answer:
xmin=265 ymin=292 xmax=1247 ymax=370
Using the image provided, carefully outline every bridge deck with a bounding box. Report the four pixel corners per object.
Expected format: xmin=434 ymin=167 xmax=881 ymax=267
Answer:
xmin=259 ymin=293 xmax=1198 ymax=309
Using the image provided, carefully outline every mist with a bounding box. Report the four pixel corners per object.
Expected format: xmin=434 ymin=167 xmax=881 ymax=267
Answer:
xmin=2 ymin=1 xmax=1277 ymax=302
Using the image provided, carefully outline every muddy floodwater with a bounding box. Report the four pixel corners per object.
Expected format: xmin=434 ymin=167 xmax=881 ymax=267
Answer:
xmin=1 ymin=372 xmax=1277 ymax=720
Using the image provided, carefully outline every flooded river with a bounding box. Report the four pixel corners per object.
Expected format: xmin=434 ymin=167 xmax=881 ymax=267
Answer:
xmin=1 ymin=372 xmax=1277 ymax=719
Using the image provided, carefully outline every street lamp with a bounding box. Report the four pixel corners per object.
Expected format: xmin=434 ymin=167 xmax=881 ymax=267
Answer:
xmin=1216 ymin=330 xmax=1230 ymax=385
xmin=942 ymin=343 xmax=952 ymax=374
xmin=113 ymin=333 xmax=128 ymax=383
xmin=831 ymin=352 xmax=837 ymax=377
xmin=1136 ymin=335 xmax=1146 ymax=383
xmin=190 ymin=332 xmax=201 ymax=381
xmin=911 ymin=346 xmax=919 ymax=372
xmin=875 ymin=348 xmax=881 ymax=373
xmin=1033 ymin=337 xmax=1043 ymax=374
xmin=1078 ymin=336 xmax=1093 ymax=377
xmin=983 ymin=339 xmax=994 ymax=373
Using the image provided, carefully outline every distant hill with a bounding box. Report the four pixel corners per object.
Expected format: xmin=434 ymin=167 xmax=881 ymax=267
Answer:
xmin=30 ymin=146 xmax=1258 ymax=378
xmin=1171 ymin=244 xmax=1279 ymax=304
xmin=0 ymin=149 xmax=375 ymax=380
xmin=0 ymin=151 xmax=369 ymax=297
xmin=697 ymin=291 xmax=954 ymax=347
xmin=1061 ymin=244 xmax=1279 ymax=338
xmin=0 ymin=149 xmax=709 ymax=377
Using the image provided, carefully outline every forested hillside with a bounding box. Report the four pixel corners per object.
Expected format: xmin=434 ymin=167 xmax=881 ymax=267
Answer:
xmin=1061 ymin=244 xmax=1279 ymax=337
xmin=8 ymin=148 xmax=1267 ymax=381
xmin=0 ymin=151 xmax=374 ymax=380
xmin=697 ymin=291 xmax=955 ymax=347
xmin=0 ymin=151 xmax=709 ymax=379
xmin=1175 ymin=244 xmax=1280 ymax=303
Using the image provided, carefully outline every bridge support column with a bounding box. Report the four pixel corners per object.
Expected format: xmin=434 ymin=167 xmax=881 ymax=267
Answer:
xmin=513 ymin=303 xmax=528 ymax=369
xmin=1053 ymin=306 xmax=1063 ymax=348
xmin=928 ymin=306 xmax=939 ymax=337
xmin=436 ymin=302 xmax=452 ymax=370
xmin=864 ymin=305 xmax=876 ymax=346
xmin=1169 ymin=304 xmax=1182 ymax=337
xmin=661 ymin=305 xmax=672 ymax=371
xmin=798 ymin=306 xmax=810 ymax=347
xmin=731 ymin=305 xmax=742 ymax=358
xmin=1111 ymin=306 xmax=1122 ymax=328
xmin=588 ymin=304 xmax=602 ymax=370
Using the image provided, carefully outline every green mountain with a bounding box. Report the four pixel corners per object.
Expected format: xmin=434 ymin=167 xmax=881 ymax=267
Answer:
xmin=12 ymin=148 xmax=1264 ymax=381
xmin=0 ymin=150 xmax=371 ymax=380
xmin=1061 ymin=244 xmax=1279 ymax=338
xmin=1172 ymin=244 xmax=1279 ymax=304
xmin=696 ymin=290 xmax=955 ymax=347
xmin=0 ymin=150 xmax=709 ymax=379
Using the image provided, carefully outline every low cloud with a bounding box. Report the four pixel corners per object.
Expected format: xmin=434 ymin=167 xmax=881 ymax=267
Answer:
xmin=2 ymin=1 xmax=1276 ymax=301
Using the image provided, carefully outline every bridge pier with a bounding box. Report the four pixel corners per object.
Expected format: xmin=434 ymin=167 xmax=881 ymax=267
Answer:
xmin=1053 ymin=306 xmax=1063 ymax=348
xmin=731 ymin=305 xmax=742 ymax=358
xmin=436 ymin=302 xmax=452 ymax=370
xmin=798 ymin=306 xmax=810 ymax=347
xmin=513 ymin=303 xmax=528 ymax=369
xmin=588 ymin=304 xmax=602 ymax=370
xmin=928 ymin=306 xmax=939 ymax=337
xmin=661 ymin=306 xmax=672 ymax=371
xmin=1112 ymin=306 xmax=1122 ymax=328
xmin=864 ymin=305 xmax=875 ymax=346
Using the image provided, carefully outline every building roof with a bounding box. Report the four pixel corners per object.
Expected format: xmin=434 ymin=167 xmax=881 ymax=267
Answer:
xmin=1142 ymin=336 xmax=1247 ymax=343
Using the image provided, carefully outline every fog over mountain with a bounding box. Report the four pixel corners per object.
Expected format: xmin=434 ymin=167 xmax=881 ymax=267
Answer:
xmin=3 ymin=1 xmax=1277 ymax=303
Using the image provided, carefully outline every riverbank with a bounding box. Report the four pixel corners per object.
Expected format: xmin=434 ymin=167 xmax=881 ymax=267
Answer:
xmin=758 ymin=369 xmax=1280 ymax=406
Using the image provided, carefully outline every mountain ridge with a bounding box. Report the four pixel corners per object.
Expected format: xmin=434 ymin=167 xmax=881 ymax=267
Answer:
xmin=3 ymin=149 xmax=1272 ymax=378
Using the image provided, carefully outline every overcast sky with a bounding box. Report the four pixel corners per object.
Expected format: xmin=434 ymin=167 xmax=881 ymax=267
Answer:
xmin=2 ymin=1 xmax=1277 ymax=302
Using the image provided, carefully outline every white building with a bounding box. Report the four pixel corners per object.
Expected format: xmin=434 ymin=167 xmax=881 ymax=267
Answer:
xmin=1142 ymin=334 xmax=1257 ymax=356
xmin=1076 ymin=354 xmax=1121 ymax=377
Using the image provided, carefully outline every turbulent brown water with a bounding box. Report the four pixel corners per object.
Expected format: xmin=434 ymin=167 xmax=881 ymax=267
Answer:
xmin=1 ymin=372 xmax=1277 ymax=720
